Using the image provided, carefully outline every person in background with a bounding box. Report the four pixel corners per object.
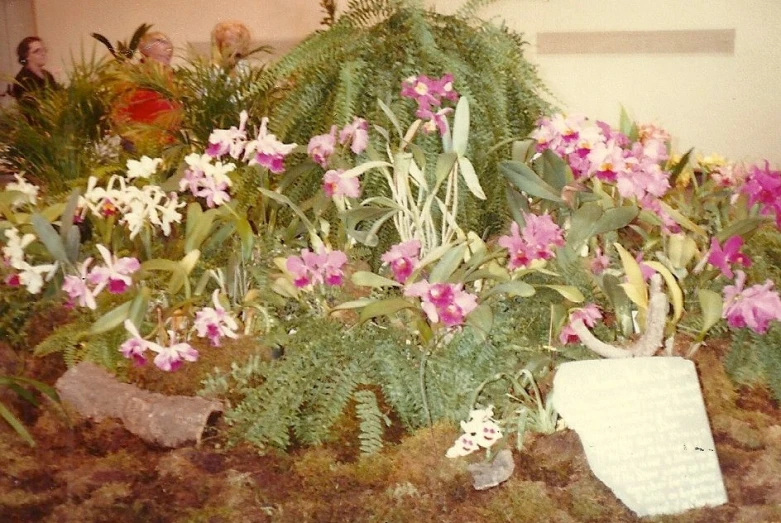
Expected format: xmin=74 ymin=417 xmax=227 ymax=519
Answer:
xmin=139 ymin=31 xmax=174 ymax=66
xmin=10 ymin=36 xmax=60 ymax=106
xmin=211 ymin=20 xmax=252 ymax=71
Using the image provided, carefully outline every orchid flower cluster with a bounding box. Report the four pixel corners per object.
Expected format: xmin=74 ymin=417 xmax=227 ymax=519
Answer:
xmin=400 ymin=73 xmax=459 ymax=135
xmin=183 ymin=111 xmax=297 ymax=208
xmin=497 ymin=213 xmax=565 ymax=271
xmin=446 ymin=405 xmax=503 ymax=458
xmin=2 ymin=227 xmax=57 ymax=294
xmin=531 ymin=114 xmax=678 ymax=232
xmin=740 ymin=161 xmax=781 ymax=228
xmin=285 ymin=245 xmax=349 ymax=290
xmin=120 ymin=319 xmax=199 ymax=372
xmin=61 ymin=244 xmax=140 ymax=309
xmin=80 ymin=161 xmax=184 ymax=239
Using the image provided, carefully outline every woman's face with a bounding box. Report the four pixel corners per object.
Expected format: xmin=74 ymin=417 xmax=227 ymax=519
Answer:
xmin=143 ymin=40 xmax=173 ymax=66
xmin=26 ymin=40 xmax=48 ymax=68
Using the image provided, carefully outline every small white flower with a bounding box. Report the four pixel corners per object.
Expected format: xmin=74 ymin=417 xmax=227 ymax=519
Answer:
xmin=5 ymin=174 xmax=39 ymax=208
xmin=446 ymin=405 xmax=503 ymax=458
xmin=16 ymin=261 xmax=58 ymax=294
xmin=126 ymin=156 xmax=162 ymax=180
xmin=2 ymin=228 xmax=36 ymax=268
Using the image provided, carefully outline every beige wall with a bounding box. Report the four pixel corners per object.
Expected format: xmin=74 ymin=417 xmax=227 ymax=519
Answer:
xmin=433 ymin=0 xmax=781 ymax=165
xmin=24 ymin=0 xmax=781 ymax=164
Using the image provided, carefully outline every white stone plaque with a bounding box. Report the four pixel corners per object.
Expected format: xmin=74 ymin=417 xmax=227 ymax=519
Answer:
xmin=552 ymin=357 xmax=728 ymax=517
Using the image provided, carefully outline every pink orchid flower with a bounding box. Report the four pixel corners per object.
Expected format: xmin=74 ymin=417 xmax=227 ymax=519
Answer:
xmin=120 ymin=319 xmax=149 ymax=367
xmin=62 ymin=258 xmax=98 ymax=309
xmin=206 ymin=110 xmax=248 ymax=159
xmin=707 ymin=236 xmax=751 ymax=278
xmin=193 ymin=290 xmax=239 ymax=347
xmin=559 ymin=304 xmax=603 ymax=345
xmin=381 ymin=240 xmax=421 ymax=283
xmin=322 ymin=169 xmax=361 ymax=199
xmin=404 ymin=280 xmax=478 ymax=327
xmin=286 ymin=246 xmax=348 ymax=288
xmin=244 ymin=117 xmax=297 ymax=174
xmin=88 ymin=244 xmax=140 ymax=294
xmin=153 ymin=334 xmax=199 ymax=372
xmin=338 ymin=117 xmax=369 ymax=155
xmin=498 ymin=214 xmax=564 ymax=270
xmin=722 ymin=271 xmax=781 ymax=334
xmin=307 ymin=126 xmax=337 ymax=168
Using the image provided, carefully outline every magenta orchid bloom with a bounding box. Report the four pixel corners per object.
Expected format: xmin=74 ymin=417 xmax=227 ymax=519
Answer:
xmin=417 ymin=107 xmax=453 ymax=136
xmin=741 ymin=161 xmax=781 ymax=227
xmin=707 ymin=236 xmax=751 ymax=278
xmin=88 ymin=244 xmax=140 ymax=295
xmin=435 ymin=73 xmax=458 ymax=102
xmin=193 ymin=290 xmax=239 ymax=347
xmin=322 ymin=169 xmax=361 ymax=199
xmin=286 ymin=246 xmax=348 ymax=289
xmin=62 ymin=258 xmax=97 ymax=309
xmin=498 ymin=213 xmax=564 ymax=270
xmin=404 ymin=280 xmax=478 ymax=327
xmin=206 ymin=110 xmax=248 ymax=159
xmin=559 ymin=304 xmax=603 ymax=345
xmin=244 ymin=117 xmax=297 ymax=174
xmin=590 ymin=248 xmax=610 ymax=275
xmin=401 ymin=74 xmax=440 ymax=111
xmin=381 ymin=240 xmax=421 ymax=283
xmin=723 ymin=271 xmax=781 ymax=334
xmin=339 ymin=117 xmax=369 ymax=155
xmin=120 ymin=319 xmax=149 ymax=367
xmin=307 ymin=126 xmax=337 ymax=168
xmin=153 ymin=334 xmax=199 ymax=372
xmin=194 ymin=175 xmax=231 ymax=208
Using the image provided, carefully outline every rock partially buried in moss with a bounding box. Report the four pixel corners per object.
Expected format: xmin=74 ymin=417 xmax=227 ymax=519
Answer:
xmin=56 ymin=362 xmax=223 ymax=447
xmin=468 ymin=449 xmax=515 ymax=490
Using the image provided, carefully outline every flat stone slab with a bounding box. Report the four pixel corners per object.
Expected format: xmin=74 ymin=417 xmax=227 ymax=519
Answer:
xmin=552 ymin=357 xmax=728 ymax=517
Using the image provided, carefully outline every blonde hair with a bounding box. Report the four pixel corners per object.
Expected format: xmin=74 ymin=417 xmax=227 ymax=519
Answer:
xmin=211 ymin=21 xmax=251 ymax=59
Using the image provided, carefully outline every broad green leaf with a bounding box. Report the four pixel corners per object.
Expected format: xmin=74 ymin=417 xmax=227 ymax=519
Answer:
xmin=715 ymin=217 xmax=769 ymax=243
xmin=377 ymin=99 xmax=403 ymax=138
xmin=434 ymin=152 xmax=458 ymax=187
xmin=511 ymin=140 xmax=535 ymax=163
xmin=128 ymin=287 xmax=150 ymax=327
xmin=167 ymin=267 xmax=186 ymax=295
xmin=698 ymin=289 xmax=723 ymax=334
xmin=566 ymin=202 xmax=602 ymax=248
xmin=31 ymin=213 xmax=69 ymax=264
xmin=644 ymin=261 xmax=684 ymax=322
xmin=500 ymin=161 xmax=563 ymax=203
xmin=458 ymin=157 xmax=486 ymax=200
xmin=351 ymin=271 xmax=402 ymax=288
xmin=602 ymin=274 xmax=634 ymax=337
xmin=614 ymin=242 xmax=648 ymax=308
xmin=619 ymin=106 xmax=638 ymax=141
xmin=667 ymin=233 xmax=698 ymax=269
xmin=505 ymin=186 xmax=530 ymax=225
xmin=184 ymin=202 xmax=203 ymax=241
xmin=63 ymin=226 xmax=81 ymax=264
xmin=484 ymin=280 xmax=536 ymax=299
xmin=658 ymin=201 xmax=707 ymax=238
xmin=330 ymin=298 xmax=376 ymax=312
xmin=359 ymin=297 xmax=416 ymax=324
xmin=235 ymin=217 xmax=254 ymax=261
xmin=90 ymin=300 xmax=132 ymax=335
xmin=180 ymin=250 xmax=201 ymax=274
xmin=465 ymin=303 xmax=493 ymax=340
xmin=540 ymin=149 xmax=573 ymax=191
xmin=59 ymin=189 xmax=81 ymax=246
xmin=592 ymin=206 xmax=638 ymax=236
xmin=541 ymin=285 xmax=585 ymax=303
xmin=39 ymin=203 xmax=65 ymax=222
xmin=0 ymin=402 xmax=35 ymax=446
xmin=451 ymin=96 xmax=470 ymax=156
xmin=429 ymin=244 xmax=467 ymax=283
xmin=271 ymin=276 xmax=298 ymax=299
xmin=141 ymin=259 xmax=180 ymax=272
xmin=184 ymin=208 xmax=216 ymax=253
xmin=259 ymin=188 xmax=318 ymax=241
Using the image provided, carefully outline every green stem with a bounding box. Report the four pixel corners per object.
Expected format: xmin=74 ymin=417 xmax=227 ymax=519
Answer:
xmin=419 ymin=348 xmax=432 ymax=428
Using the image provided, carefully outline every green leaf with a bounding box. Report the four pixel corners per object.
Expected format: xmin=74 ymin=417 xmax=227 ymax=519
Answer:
xmin=614 ymin=242 xmax=647 ymax=309
xmin=500 ymin=161 xmax=563 ymax=203
xmin=541 ymin=285 xmax=585 ymax=303
xmin=429 ymin=244 xmax=467 ymax=283
xmin=698 ymin=289 xmax=723 ymax=334
xmin=141 ymin=259 xmax=180 ymax=273
xmin=235 ymin=217 xmax=254 ymax=261
xmin=715 ymin=217 xmax=769 ymax=243
xmin=90 ymin=300 xmax=132 ymax=335
xmin=59 ymin=189 xmax=81 ymax=245
xmin=31 ymin=213 xmax=69 ymax=264
xmin=540 ymin=149 xmax=573 ymax=191
xmin=39 ymin=203 xmax=65 ymax=222
xmin=377 ymin=99 xmax=403 ymax=138
xmin=658 ymin=201 xmax=707 ymax=238
xmin=592 ymin=206 xmax=638 ymax=236
xmin=128 ymin=287 xmax=150 ymax=327
xmin=644 ymin=261 xmax=684 ymax=323
xmin=184 ymin=202 xmax=203 ymax=241
xmin=511 ymin=140 xmax=535 ymax=163
xmin=359 ymin=297 xmax=416 ymax=324
xmin=434 ymin=152 xmax=458 ymax=187
xmin=452 ymin=96 xmax=470 ymax=156
xmin=619 ymin=105 xmax=638 ymax=141
xmin=465 ymin=303 xmax=493 ymax=340
xmin=603 ymin=274 xmax=633 ymax=337
xmin=458 ymin=157 xmax=486 ymax=200
xmin=484 ymin=280 xmax=536 ymax=299
xmin=668 ymin=148 xmax=693 ymax=185
xmin=330 ymin=298 xmax=376 ymax=312
xmin=0 ymin=401 xmax=35 ymax=446
xmin=351 ymin=271 xmax=402 ymax=288
xmin=566 ymin=202 xmax=602 ymax=248
xmin=259 ymin=188 xmax=318 ymax=241
xmin=185 ymin=208 xmax=216 ymax=253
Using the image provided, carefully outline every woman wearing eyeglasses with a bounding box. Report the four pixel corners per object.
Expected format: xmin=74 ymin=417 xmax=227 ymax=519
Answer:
xmin=10 ymin=37 xmax=60 ymax=106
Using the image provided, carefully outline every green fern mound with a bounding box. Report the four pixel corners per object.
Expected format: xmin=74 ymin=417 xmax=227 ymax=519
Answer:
xmin=244 ymin=0 xmax=550 ymax=236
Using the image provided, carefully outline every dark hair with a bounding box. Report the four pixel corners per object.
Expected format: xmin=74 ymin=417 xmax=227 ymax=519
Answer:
xmin=17 ymin=36 xmax=42 ymax=65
